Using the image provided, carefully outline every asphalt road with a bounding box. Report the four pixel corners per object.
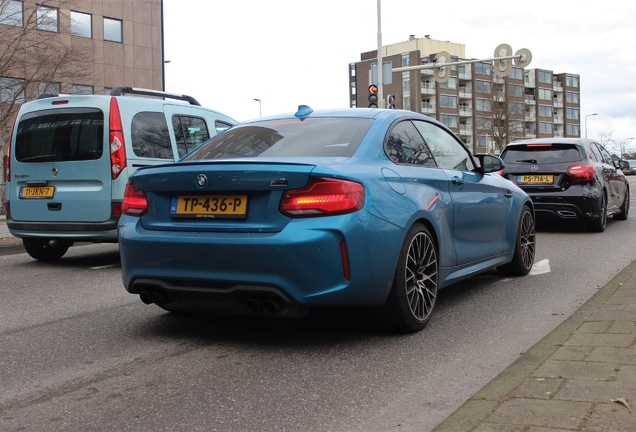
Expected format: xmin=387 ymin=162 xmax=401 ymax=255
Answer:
xmin=1 ymin=178 xmax=636 ymax=431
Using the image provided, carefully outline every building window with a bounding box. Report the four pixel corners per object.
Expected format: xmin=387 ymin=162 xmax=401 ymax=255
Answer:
xmin=439 ymin=95 xmax=457 ymax=109
xmin=566 ymin=91 xmax=579 ymax=104
xmin=510 ymin=120 xmax=523 ymax=133
xmin=477 ymin=117 xmax=492 ymax=130
xmin=475 ymin=80 xmax=491 ymax=94
xmin=441 ymin=114 xmax=458 ymax=128
xmin=402 ymin=55 xmax=409 ymax=67
xmin=566 ymin=75 xmax=579 ymax=88
xmin=350 ymin=82 xmax=356 ymax=96
xmin=539 ymin=122 xmax=553 ymax=134
xmin=71 ymin=11 xmax=92 ymax=38
xmin=439 ymin=77 xmax=457 ymax=90
xmin=37 ymin=5 xmax=58 ymax=32
xmin=508 ymin=84 xmax=523 ymax=97
xmin=538 ymin=71 xmax=551 ymax=84
xmin=509 ymin=67 xmax=523 ymax=80
xmin=38 ymin=82 xmax=61 ymax=95
xmin=103 ymin=17 xmax=122 ymax=43
xmin=476 ymin=99 xmax=491 ymax=112
xmin=349 ymin=63 xmax=355 ymax=77
xmin=474 ymin=62 xmax=491 ymax=76
xmin=567 ymin=124 xmax=580 ymax=135
xmin=402 ymin=75 xmax=410 ymax=94
xmin=402 ymin=96 xmax=410 ymax=110
xmin=104 ymin=87 xmax=113 ymax=95
xmin=566 ymin=108 xmax=579 ymax=120
xmin=72 ymin=84 xmax=93 ymax=95
xmin=1 ymin=77 xmax=26 ymax=104
xmin=539 ymin=105 xmax=552 ymax=117
xmin=509 ymin=102 xmax=524 ymax=116
xmin=538 ymin=88 xmax=551 ymax=100
xmin=0 ymin=0 xmax=23 ymax=26
xmin=477 ymin=135 xmax=492 ymax=149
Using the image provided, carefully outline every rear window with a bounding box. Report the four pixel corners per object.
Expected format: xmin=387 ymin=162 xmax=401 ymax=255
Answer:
xmin=502 ymin=144 xmax=583 ymax=165
xmin=182 ymin=118 xmax=373 ymax=161
xmin=15 ymin=108 xmax=104 ymax=162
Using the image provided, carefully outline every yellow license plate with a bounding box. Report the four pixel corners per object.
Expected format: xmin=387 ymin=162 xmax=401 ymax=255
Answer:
xmin=170 ymin=195 xmax=248 ymax=218
xmin=19 ymin=186 xmax=55 ymax=199
xmin=518 ymin=175 xmax=553 ymax=184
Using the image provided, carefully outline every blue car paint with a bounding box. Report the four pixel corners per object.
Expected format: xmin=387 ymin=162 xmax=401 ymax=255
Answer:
xmin=118 ymin=108 xmax=533 ymax=309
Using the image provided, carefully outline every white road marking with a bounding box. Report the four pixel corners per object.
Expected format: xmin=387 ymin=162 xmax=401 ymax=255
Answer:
xmin=529 ymin=259 xmax=550 ymax=275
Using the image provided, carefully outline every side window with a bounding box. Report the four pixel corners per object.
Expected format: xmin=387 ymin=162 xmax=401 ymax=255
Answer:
xmin=172 ymin=115 xmax=211 ymax=158
xmin=384 ymin=120 xmax=436 ymax=167
xmin=589 ymin=143 xmax=603 ymax=162
xmin=597 ymin=144 xmax=615 ymax=166
xmin=215 ymin=121 xmax=233 ymax=135
xmin=412 ymin=120 xmax=475 ymax=171
xmin=131 ymin=112 xmax=173 ymax=159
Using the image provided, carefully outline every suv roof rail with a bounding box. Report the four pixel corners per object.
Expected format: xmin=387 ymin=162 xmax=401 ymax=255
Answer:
xmin=110 ymin=87 xmax=201 ymax=106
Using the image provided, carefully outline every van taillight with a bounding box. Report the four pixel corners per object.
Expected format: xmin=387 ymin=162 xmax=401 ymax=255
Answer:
xmin=109 ymin=97 xmax=127 ymax=180
xmin=279 ymin=177 xmax=365 ymax=217
xmin=122 ymin=182 xmax=148 ymax=216
xmin=6 ymin=111 xmax=18 ymax=182
xmin=568 ymin=164 xmax=595 ymax=181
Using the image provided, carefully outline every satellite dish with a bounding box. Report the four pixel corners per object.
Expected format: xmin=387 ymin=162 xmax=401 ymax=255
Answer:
xmin=514 ymin=48 xmax=532 ymax=67
xmin=433 ymin=51 xmax=451 ymax=83
xmin=494 ymin=43 xmax=512 ymax=77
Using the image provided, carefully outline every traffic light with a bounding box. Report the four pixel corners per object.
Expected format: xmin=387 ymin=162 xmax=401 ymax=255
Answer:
xmin=386 ymin=94 xmax=396 ymax=109
xmin=368 ymin=84 xmax=378 ymax=108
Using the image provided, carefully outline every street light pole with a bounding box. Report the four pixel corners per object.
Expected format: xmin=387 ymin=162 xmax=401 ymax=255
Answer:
xmin=585 ymin=113 xmax=597 ymax=139
xmin=254 ymin=98 xmax=261 ymax=117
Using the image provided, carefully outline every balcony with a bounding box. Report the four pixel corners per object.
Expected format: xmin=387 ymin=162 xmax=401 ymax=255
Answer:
xmin=524 ymin=130 xmax=537 ymax=138
xmin=525 ymin=112 xmax=536 ymax=121
xmin=554 ymin=130 xmax=564 ymax=137
xmin=525 ymin=75 xmax=535 ymax=88
xmin=553 ymin=81 xmax=563 ymax=92
xmin=421 ymin=68 xmax=434 ymax=75
xmin=524 ymin=95 xmax=536 ymax=105
xmin=422 ymin=103 xmax=436 ymax=114
xmin=553 ymin=114 xmax=564 ymax=124
xmin=495 ymin=92 xmax=505 ymax=101
xmin=458 ymin=71 xmax=472 ymax=80
xmin=421 ymin=84 xmax=436 ymax=95
xmin=459 ymin=89 xmax=472 ymax=99
xmin=459 ymin=125 xmax=473 ymax=135
xmin=553 ymin=99 xmax=564 ymax=108
xmin=493 ymin=75 xmax=505 ymax=84
xmin=459 ymin=107 xmax=472 ymax=116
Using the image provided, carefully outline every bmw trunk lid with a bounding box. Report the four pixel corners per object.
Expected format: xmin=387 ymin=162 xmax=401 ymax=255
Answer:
xmin=131 ymin=161 xmax=317 ymax=233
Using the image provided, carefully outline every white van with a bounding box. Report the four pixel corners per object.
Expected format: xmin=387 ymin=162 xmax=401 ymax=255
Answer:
xmin=5 ymin=87 xmax=237 ymax=260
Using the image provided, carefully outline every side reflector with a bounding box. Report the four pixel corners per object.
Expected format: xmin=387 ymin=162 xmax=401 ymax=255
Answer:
xmin=340 ymin=240 xmax=350 ymax=281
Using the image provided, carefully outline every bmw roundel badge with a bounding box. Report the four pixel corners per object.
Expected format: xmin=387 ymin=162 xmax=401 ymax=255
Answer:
xmin=196 ymin=174 xmax=208 ymax=188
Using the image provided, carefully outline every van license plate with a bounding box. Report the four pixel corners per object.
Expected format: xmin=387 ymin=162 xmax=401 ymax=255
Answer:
xmin=170 ymin=195 xmax=248 ymax=218
xmin=518 ymin=175 xmax=553 ymax=184
xmin=19 ymin=186 xmax=55 ymax=199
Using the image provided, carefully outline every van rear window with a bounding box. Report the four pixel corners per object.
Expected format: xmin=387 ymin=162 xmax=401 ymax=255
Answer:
xmin=15 ymin=108 xmax=104 ymax=162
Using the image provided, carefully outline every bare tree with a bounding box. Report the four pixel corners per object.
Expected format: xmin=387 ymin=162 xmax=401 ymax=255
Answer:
xmin=594 ymin=130 xmax=615 ymax=148
xmin=474 ymin=80 xmax=527 ymax=154
xmin=0 ymin=0 xmax=93 ymax=152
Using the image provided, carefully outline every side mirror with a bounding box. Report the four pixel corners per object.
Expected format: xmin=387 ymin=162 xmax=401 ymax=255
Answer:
xmin=475 ymin=154 xmax=505 ymax=173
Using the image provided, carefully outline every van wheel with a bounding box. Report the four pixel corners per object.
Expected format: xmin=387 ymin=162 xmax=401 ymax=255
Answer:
xmin=23 ymin=238 xmax=72 ymax=261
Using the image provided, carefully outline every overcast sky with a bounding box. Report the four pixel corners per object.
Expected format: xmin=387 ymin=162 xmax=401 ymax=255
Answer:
xmin=163 ymin=0 xmax=636 ymax=142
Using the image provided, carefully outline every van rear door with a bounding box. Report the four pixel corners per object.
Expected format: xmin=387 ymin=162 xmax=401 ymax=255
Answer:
xmin=10 ymin=103 xmax=112 ymax=223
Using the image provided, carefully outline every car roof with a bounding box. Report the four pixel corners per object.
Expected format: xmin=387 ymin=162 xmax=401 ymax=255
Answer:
xmin=241 ymin=107 xmax=433 ymax=123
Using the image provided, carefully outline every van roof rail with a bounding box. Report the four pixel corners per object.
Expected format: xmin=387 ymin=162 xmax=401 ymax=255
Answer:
xmin=110 ymin=87 xmax=201 ymax=106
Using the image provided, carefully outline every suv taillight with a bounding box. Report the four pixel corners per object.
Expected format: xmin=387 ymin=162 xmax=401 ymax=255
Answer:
xmin=568 ymin=164 xmax=595 ymax=181
xmin=109 ymin=97 xmax=127 ymax=180
xmin=122 ymin=181 xmax=148 ymax=216
xmin=279 ymin=177 xmax=365 ymax=218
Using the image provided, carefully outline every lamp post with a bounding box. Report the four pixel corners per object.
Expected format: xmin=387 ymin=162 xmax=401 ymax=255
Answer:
xmin=585 ymin=113 xmax=597 ymax=139
xmin=254 ymin=98 xmax=261 ymax=117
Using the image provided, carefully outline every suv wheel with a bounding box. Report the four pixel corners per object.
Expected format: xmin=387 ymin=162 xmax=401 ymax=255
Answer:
xmin=23 ymin=238 xmax=72 ymax=261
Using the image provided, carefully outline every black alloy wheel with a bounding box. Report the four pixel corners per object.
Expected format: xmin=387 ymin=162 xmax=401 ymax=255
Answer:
xmin=497 ymin=204 xmax=536 ymax=276
xmin=379 ymin=223 xmax=438 ymax=332
xmin=587 ymin=192 xmax=607 ymax=232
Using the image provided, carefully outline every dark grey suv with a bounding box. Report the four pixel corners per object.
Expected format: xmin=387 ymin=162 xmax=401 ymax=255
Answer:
xmin=500 ymin=138 xmax=629 ymax=232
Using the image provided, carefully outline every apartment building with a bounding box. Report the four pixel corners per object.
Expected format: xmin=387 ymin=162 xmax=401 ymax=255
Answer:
xmin=349 ymin=35 xmax=581 ymax=154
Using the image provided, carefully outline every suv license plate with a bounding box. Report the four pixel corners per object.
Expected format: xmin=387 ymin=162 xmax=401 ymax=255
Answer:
xmin=518 ymin=175 xmax=553 ymax=184
xmin=19 ymin=186 xmax=55 ymax=199
xmin=170 ymin=195 xmax=248 ymax=218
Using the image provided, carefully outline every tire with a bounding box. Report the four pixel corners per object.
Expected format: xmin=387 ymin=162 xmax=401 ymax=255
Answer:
xmin=614 ymin=188 xmax=629 ymax=221
xmin=587 ymin=192 xmax=607 ymax=232
xmin=497 ymin=205 xmax=536 ymax=276
xmin=22 ymin=238 xmax=72 ymax=261
xmin=379 ymin=223 xmax=438 ymax=333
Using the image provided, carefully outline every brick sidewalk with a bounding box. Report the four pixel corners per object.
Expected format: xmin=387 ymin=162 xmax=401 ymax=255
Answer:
xmin=434 ymin=259 xmax=636 ymax=431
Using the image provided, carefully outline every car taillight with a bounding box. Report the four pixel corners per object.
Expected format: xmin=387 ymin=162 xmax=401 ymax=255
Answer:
xmin=122 ymin=182 xmax=148 ymax=216
xmin=279 ymin=177 xmax=365 ymax=217
xmin=568 ymin=164 xmax=595 ymax=181
xmin=5 ymin=111 xmax=18 ymax=182
xmin=109 ymin=97 xmax=127 ymax=180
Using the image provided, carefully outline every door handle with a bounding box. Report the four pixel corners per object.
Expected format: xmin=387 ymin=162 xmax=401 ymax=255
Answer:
xmin=504 ymin=190 xmax=513 ymax=198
